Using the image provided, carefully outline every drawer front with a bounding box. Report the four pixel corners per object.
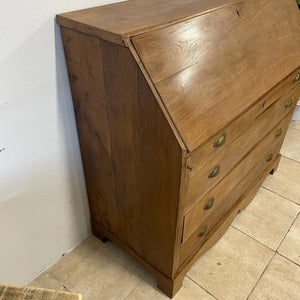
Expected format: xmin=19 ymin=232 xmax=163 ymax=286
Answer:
xmin=177 ymin=155 xmax=281 ymax=274
xmin=184 ymin=85 xmax=299 ymax=208
xmin=180 ymin=115 xmax=291 ymax=263
xmin=187 ymin=68 xmax=300 ymax=169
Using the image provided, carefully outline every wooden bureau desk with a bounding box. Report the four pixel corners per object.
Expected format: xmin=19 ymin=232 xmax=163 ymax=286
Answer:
xmin=57 ymin=0 xmax=300 ymax=297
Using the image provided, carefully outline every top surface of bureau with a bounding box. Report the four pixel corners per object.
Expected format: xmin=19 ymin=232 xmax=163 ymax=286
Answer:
xmin=57 ymin=0 xmax=300 ymax=152
xmin=56 ymin=0 xmax=240 ymax=44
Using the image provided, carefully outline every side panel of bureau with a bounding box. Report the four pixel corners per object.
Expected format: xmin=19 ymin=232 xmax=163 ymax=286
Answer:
xmin=101 ymin=40 xmax=183 ymax=277
xmin=60 ymin=27 xmax=119 ymax=235
xmin=61 ymin=28 xmax=184 ymax=278
xmin=136 ymin=70 xmax=185 ymax=278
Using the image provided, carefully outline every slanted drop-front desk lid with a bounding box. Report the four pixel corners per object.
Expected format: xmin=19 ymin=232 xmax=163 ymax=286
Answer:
xmin=131 ymin=0 xmax=300 ymax=151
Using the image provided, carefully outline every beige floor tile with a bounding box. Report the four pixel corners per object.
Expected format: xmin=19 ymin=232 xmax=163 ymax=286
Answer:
xmin=290 ymin=120 xmax=300 ymax=131
xmin=232 ymin=188 xmax=299 ymax=250
xmin=126 ymin=274 xmax=215 ymax=300
xmin=278 ymin=214 xmax=300 ymax=265
xmin=28 ymin=272 xmax=68 ymax=291
xmin=49 ymin=235 xmax=147 ymax=300
xmin=187 ymin=227 xmax=274 ymax=300
xmin=249 ymin=254 xmax=300 ymax=300
xmin=281 ymin=128 xmax=300 ymax=162
xmin=263 ymin=156 xmax=300 ymax=205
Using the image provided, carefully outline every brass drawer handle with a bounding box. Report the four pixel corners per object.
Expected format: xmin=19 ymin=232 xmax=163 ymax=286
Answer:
xmin=198 ymin=225 xmax=208 ymax=238
xmin=208 ymin=165 xmax=221 ymax=178
xmin=266 ymin=154 xmax=273 ymax=162
xmin=294 ymin=73 xmax=300 ymax=83
xmin=204 ymin=198 xmax=215 ymax=210
xmin=285 ymin=99 xmax=293 ymax=108
xmin=214 ymin=133 xmax=226 ymax=148
xmin=275 ymin=128 xmax=282 ymax=137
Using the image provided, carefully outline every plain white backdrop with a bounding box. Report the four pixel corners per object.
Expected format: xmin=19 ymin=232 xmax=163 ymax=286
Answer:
xmin=0 ymin=0 xmax=124 ymax=285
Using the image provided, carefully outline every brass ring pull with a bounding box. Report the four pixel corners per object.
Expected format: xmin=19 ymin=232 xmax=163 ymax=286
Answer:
xmin=198 ymin=225 xmax=208 ymax=238
xmin=275 ymin=128 xmax=282 ymax=137
xmin=285 ymin=99 xmax=293 ymax=108
xmin=266 ymin=154 xmax=273 ymax=162
xmin=208 ymin=165 xmax=221 ymax=178
xmin=214 ymin=133 xmax=226 ymax=148
xmin=204 ymin=198 xmax=215 ymax=210
xmin=294 ymin=73 xmax=300 ymax=83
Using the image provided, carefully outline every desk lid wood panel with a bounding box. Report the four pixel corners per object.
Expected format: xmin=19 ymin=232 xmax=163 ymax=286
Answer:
xmin=132 ymin=0 xmax=300 ymax=151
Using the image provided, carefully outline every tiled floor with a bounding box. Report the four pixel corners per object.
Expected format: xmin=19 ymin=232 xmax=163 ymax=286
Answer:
xmin=29 ymin=122 xmax=300 ymax=300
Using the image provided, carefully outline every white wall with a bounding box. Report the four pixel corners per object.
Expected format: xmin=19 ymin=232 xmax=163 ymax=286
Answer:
xmin=0 ymin=0 xmax=123 ymax=285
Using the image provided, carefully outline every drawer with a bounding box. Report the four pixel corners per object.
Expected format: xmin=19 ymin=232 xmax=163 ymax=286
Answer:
xmin=184 ymin=84 xmax=299 ymax=208
xmin=187 ymin=68 xmax=300 ymax=168
xmin=179 ymin=114 xmax=291 ymax=264
xmin=178 ymin=154 xmax=281 ymax=274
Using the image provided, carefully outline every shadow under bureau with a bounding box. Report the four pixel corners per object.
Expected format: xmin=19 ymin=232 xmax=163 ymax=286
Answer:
xmin=57 ymin=0 xmax=300 ymax=297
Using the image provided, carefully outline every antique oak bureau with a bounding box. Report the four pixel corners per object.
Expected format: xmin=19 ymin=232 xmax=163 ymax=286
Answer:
xmin=57 ymin=0 xmax=300 ymax=297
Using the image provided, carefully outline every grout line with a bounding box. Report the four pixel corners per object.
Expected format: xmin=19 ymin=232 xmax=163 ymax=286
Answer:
xmin=281 ymin=155 xmax=300 ymax=164
xmin=289 ymin=126 xmax=300 ymax=132
xmin=276 ymin=252 xmax=300 ymax=267
xmin=122 ymin=282 xmax=140 ymax=300
xmin=28 ymin=234 xmax=93 ymax=287
xmin=123 ymin=289 xmax=135 ymax=300
xmin=245 ymin=252 xmax=276 ymax=300
xmin=230 ymin=225 xmax=275 ymax=252
xmin=260 ymin=186 xmax=300 ymax=207
xmin=231 ymin=212 xmax=299 ymax=255
xmin=233 ymin=211 xmax=300 ymax=300
xmin=288 ymin=124 xmax=300 ymax=132
xmin=49 ymin=271 xmax=72 ymax=292
xmin=122 ymin=272 xmax=150 ymax=300
xmin=186 ymin=275 xmax=219 ymax=300
xmin=275 ymin=212 xmax=300 ymax=252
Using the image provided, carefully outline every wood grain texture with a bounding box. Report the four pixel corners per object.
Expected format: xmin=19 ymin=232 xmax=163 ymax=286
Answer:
xmin=57 ymin=1 xmax=300 ymax=297
xmin=133 ymin=0 xmax=300 ymax=151
xmin=238 ymin=154 xmax=281 ymax=212
xmin=137 ymin=69 xmax=184 ymax=277
xmin=56 ymin=0 xmax=241 ymax=45
xmin=180 ymin=114 xmax=291 ymax=263
xmin=182 ymin=122 xmax=290 ymax=245
xmin=186 ymin=69 xmax=300 ymax=170
xmin=177 ymin=153 xmax=282 ymax=274
xmin=101 ymin=40 xmax=183 ymax=278
xmin=184 ymin=86 xmax=299 ymax=207
xmin=0 ymin=283 xmax=82 ymax=300
xmin=60 ymin=27 xmax=119 ymax=235
xmin=101 ymin=39 xmax=140 ymax=250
